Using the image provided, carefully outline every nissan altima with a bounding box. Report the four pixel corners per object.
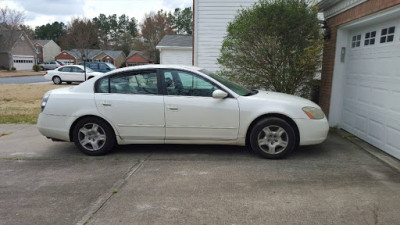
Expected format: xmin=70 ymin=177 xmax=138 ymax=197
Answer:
xmin=37 ymin=65 xmax=329 ymax=159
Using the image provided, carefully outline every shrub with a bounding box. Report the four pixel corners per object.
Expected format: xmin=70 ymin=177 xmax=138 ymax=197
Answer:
xmin=11 ymin=67 xmax=16 ymax=71
xmin=218 ymin=0 xmax=323 ymax=95
xmin=32 ymin=64 xmax=41 ymax=72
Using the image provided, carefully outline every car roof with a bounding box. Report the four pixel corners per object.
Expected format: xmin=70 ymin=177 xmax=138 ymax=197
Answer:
xmin=59 ymin=65 xmax=84 ymax=69
xmin=111 ymin=64 xmax=204 ymax=74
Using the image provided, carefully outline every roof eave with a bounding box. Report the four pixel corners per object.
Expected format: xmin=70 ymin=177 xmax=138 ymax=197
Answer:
xmin=316 ymin=0 xmax=343 ymax=11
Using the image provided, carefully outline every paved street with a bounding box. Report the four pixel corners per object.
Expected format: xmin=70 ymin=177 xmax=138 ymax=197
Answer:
xmin=1 ymin=125 xmax=400 ymax=225
xmin=0 ymin=75 xmax=47 ymax=84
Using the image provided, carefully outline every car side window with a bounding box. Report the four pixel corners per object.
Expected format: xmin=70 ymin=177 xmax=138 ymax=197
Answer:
xmin=163 ymin=70 xmax=217 ymax=97
xmin=50 ymin=61 xmax=55 ymax=64
xmin=61 ymin=67 xmax=72 ymax=72
xmin=105 ymin=70 xmax=159 ymax=95
xmin=72 ymin=67 xmax=84 ymax=73
xmin=96 ymin=77 xmax=109 ymax=93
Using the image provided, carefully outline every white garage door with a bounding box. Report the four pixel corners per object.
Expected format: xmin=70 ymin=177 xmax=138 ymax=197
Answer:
xmin=342 ymin=19 xmax=400 ymax=159
xmin=160 ymin=49 xmax=192 ymax=65
xmin=13 ymin=55 xmax=34 ymax=71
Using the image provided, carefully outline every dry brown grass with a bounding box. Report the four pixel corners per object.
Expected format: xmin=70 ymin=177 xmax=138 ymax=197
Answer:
xmin=0 ymin=84 xmax=72 ymax=124
xmin=0 ymin=71 xmax=45 ymax=78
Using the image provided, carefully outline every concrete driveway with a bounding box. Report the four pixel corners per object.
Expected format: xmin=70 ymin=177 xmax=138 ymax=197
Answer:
xmin=1 ymin=125 xmax=400 ymax=225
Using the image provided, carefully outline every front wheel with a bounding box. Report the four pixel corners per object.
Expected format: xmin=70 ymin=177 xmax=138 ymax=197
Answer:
xmin=52 ymin=76 xmax=62 ymax=85
xmin=72 ymin=117 xmax=116 ymax=156
xmin=250 ymin=117 xmax=296 ymax=159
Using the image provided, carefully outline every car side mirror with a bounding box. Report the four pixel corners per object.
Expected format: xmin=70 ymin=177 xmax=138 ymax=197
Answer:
xmin=212 ymin=90 xmax=228 ymax=99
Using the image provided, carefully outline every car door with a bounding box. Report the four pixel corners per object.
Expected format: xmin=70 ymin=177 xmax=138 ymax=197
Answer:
xmin=58 ymin=66 xmax=73 ymax=81
xmin=71 ymin=67 xmax=85 ymax=81
xmin=161 ymin=69 xmax=240 ymax=142
xmin=49 ymin=61 xmax=57 ymax=69
xmin=94 ymin=69 xmax=165 ymax=142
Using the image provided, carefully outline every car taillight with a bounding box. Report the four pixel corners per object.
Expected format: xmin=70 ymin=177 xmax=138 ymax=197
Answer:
xmin=41 ymin=92 xmax=51 ymax=112
xmin=45 ymin=71 xmax=48 ymax=74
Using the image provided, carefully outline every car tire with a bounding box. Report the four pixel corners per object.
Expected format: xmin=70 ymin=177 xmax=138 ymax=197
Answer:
xmin=73 ymin=117 xmax=116 ymax=156
xmin=52 ymin=76 xmax=62 ymax=85
xmin=249 ymin=117 xmax=296 ymax=159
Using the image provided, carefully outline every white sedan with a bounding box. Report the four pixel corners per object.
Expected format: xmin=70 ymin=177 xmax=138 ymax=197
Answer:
xmin=37 ymin=65 xmax=329 ymax=159
xmin=44 ymin=65 xmax=103 ymax=85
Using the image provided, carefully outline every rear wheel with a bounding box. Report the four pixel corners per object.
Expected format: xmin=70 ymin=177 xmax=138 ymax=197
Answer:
xmin=250 ymin=117 xmax=296 ymax=159
xmin=72 ymin=117 xmax=116 ymax=156
xmin=52 ymin=76 xmax=62 ymax=85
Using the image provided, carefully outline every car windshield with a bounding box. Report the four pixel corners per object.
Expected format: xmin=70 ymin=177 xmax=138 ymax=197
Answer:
xmin=85 ymin=67 xmax=95 ymax=72
xmin=105 ymin=63 xmax=116 ymax=69
xmin=200 ymin=69 xmax=255 ymax=96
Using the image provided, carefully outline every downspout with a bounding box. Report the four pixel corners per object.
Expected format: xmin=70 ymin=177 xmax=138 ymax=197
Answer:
xmin=192 ymin=0 xmax=195 ymax=66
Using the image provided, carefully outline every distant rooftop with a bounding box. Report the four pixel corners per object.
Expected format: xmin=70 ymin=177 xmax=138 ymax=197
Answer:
xmin=157 ymin=34 xmax=192 ymax=48
xmin=34 ymin=40 xmax=52 ymax=46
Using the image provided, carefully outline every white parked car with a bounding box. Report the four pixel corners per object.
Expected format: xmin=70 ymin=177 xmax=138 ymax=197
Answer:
xmin=44 ymin=65 xmax=103 ymax=85
xmin=37 ymin=65 xmax=329 ymax=159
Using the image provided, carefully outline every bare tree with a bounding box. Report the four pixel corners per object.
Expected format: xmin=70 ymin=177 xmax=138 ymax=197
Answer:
xmin=140 ymin=10 xmax=174 ymax=63
xmin=0 ymin=6 xmax=25 ymax=69
xmin=59 ymin=18 xmax=100 ymax=59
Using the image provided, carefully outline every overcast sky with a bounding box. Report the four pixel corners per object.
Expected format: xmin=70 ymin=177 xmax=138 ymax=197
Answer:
xmin=0 ymin=0 xmax=192 ymax=28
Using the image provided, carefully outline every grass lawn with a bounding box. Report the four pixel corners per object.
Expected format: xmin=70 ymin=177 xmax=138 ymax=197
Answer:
xmin=0 ymin=71 xmax=46 ymax=78
xmin=0 ymin=84 xmax=72 ymax=124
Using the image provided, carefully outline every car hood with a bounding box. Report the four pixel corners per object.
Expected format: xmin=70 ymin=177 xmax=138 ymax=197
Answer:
xmin=247 ymin=90 xmax=320 ymax=108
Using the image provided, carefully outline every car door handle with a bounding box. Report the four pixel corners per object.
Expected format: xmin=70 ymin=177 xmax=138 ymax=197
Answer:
xmin=167 ymin=106 xmax=178 ymax=110
xmin=102 ymin=102 xmax=112 ymax=107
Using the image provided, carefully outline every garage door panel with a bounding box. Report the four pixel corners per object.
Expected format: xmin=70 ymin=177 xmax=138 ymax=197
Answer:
xmin=368 ymin=119 xmax=385 ymax=142
xmin=388 ymin=92 xmax=400 ymax=111
xmin=341 ymin=20 xmax=400 ymax=159
xmin=387 ymin=126 xmax=400 ymax=150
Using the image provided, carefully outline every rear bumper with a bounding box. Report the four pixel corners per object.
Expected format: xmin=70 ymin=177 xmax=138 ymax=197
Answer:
xmin=294 ymin=117 xmax=329 ymax=146
xmin=37 ymin=113 xmax=74 ymax=142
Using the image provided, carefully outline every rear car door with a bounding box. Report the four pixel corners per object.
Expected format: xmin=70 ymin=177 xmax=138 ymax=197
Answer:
xmin=94 ymin=69 xmax=165 ymax=142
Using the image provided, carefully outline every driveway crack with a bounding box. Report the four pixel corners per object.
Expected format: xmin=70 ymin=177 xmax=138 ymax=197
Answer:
xmin=76 ymin=154 xmax=152 ymax=225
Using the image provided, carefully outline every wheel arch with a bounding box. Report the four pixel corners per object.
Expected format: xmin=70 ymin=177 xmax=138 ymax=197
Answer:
xmin=69 ymin=115 xmax=117 ymax=142
xmin=245 ymin=113 xmax=300 ymax=147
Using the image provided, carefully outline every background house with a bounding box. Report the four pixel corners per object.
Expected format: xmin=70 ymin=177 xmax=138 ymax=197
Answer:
xmin=55 ymin=49 xmax=124 ymax=67
xmin=156 ymin=34 xmax=192 ymax=65
xmin=126 ymin=50 xmax=151 ymax=66
xmin=193 ymin=0 xmax=257 ymax=72
xmin=93 ymin=50 xmax=126 ymax=68
xmin=0 ymin=31 xmax=36 ymax=70
xmin=33 ymin=40 xmax=61 ymax=64
xmin=318 ymin=0 xmax=400 ymax=159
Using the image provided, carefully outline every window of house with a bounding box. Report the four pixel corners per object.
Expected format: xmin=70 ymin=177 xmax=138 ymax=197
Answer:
xmin=380 ymin=26 xmax=395 ymax=43
xmin=36 ymin=48 xmax=41 ymax=54
xmin=364 ymin=31 xmax=376 ymax=46
xmin=351 ymin=34 xmax=361 ymax=48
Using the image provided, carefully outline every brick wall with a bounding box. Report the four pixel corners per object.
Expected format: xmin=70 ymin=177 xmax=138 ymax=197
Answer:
xmin=319 ymin=0 xmax=400 ymax=117
xmin=55 ymin=52 xmax=76 ymax=64
xmin=126 ymin=54 xmax=149 ymax=64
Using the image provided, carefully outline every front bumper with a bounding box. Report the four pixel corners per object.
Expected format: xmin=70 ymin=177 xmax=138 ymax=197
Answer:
xmin=294 ymin=117 xmax=329 ymax=146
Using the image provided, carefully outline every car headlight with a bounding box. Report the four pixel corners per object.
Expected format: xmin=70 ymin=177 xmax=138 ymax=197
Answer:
xmin=41 ymin=91 xmax=51 ymax=112
xmin=302 ymin=106 xmax=325 ymax=119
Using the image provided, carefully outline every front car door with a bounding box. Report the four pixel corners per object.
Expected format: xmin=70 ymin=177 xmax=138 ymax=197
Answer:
xmin=161 ymin=69 xmax=240 ymax=143
xmin=94 ymin=69 xmax=165 ymax=143
xmin=58 ymin=66 xmax=73 ymax=81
